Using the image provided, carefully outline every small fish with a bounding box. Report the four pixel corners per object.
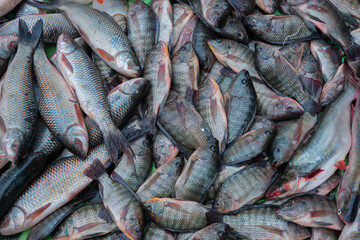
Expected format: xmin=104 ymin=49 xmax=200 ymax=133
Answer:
xmin=152 ymin=131 xmax=179 ymax=168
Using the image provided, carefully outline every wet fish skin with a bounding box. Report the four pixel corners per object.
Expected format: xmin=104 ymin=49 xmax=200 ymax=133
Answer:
xmin=223 ymin=127 xmax=277 ymax=165
xmin=256 ymin=0 xmax=280 ymax=13
xmin=249 ymin=116 xmax=274 ymax=131
xmin=193 ymin=21 xmax=216 ymax=71
xmin=214 ymin=162 xmax=277 ymax=213
xmin=144 ymin=222 xmax=176 ymax=240
xmin=279 ymin=0 xmax=292 ymax=14
xmin=174 ymin=139 xmax=219 ymax=202
xmin=186 ymin=223 xmax=230 ymax=240
xmin=276 ymin=194 xmax=345 ymax=230
xmin=153 ymin=131 xmax=179 ymax=168
xmin=92 ymin=0 xmax=128 ymax=32
xmin=339 ymin=211 xmax=360 ymax=240
xmin=0 ymin=0 xmax=22 ymax=17
xmin=151 ymin=0 xmax=173 ymax=51
xmin=224 ymin=70 xmax=257 ymax=145
xmin=0 ymin=35 xmax=18 ymax=76
xmin=0 ymin=20 xmax=42 ymax=165
xmin=227 ymin=0 xmax=256 ymax=17
xmin=198 ymin=0 xmax=230 ymax=28
xmin=328 ymin=0 xmax=360 ymax=27
xmin=314 ymin=173 xmax=341 ymax=196
xmin=320 ymin=63 xmax=346 ymax=107
xmin=172 ymin=13 xmax=198 ymax=54
xmin=279 ymin=41 xmax=305 ymax=70
xmin=143 ymin=198 xmax=222 ymax=231
xmin=14 ymin=2 xmax=45 ymax=18
xmin=137 ymin=157 xmax=183 ymax=201
xmin=311 ymin=228 xmax=339 ymax=240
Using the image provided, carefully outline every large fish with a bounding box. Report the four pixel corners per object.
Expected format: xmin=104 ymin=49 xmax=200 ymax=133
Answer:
xmin=0 ymin=35 xmax=18 ymax=77
xmin=92 ymin=0 xmax=128 ymax=32
xmin=151 ymin=0 xmax=173 ymax=51
xmin=29 ymin=0 xmax=141 ymax=77
xmin=0 ymin=20 xmax=42 ymax=165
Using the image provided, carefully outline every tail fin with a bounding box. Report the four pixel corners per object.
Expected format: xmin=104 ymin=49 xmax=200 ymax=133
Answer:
xmin=83 ymin=158 xmax=106 ymax=181
xmin=18 ymin=19 xmax=43 ymax=49
xmin=103 ymin=127 xmax=134 ymax=163
xmin=145 ymin=113 xmax=157 ymax=136
xmin=346 ymin=42 xmax=360 ymax=62
xmin=344 ymin=192 xmax=360 ymax=223
xmin=205 ymin=211 xmax=223 ymax=224
xmin=301 ymin=98 xmax=322 ymax=115
xmin=27 ymin=0 xmax=66 ymax=10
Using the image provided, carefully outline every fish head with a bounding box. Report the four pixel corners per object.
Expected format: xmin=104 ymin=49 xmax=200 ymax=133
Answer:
xmin=0 ymin=35 xmax=18 ymax=60
xmin=337 ymin=188 xmax=360 ymax=224
xmin=209 ymin=223 xmax=230 ymax=238
xmin=198 ymin=75 xmax=218 ymax=99
xmin=148 ymin=41 xmax=169 ymax=64
xmin=115 ymin=51 xmax=141 ymax=78
xmin=276 ymin=197 xmax=308 ymax=220
xmin=222 ymin=18 xmax=248 ymax=43
xmin=207 ymin=39 xmax=234 ymax=58
xmin=164 ymin=157 xmax=184 ymax=176
xmin=300 ymin=55 xmax=318 ymax=74
xmin=2 ymin=128 xmax=25 ymax=164
xmin=212 ymin=195 xmax=233 ymax=213
xmin=114 ymin=78 xmax=150 ymax=96
xmin=286 ymin=0 xmax=308 ymax=6
xmin=113 ymin=14 xmax=128 ymax=33
xmin=143 ymin=198 xmax=166 ymax=215
xmin=203 ymin=1 xmax=230 ymax=27
xmin=266 ymin=175 xmax=298 ymax=200
xmin=257 ymin=126 xmax=277 ymax=142
xmin=0 ymin=207 xmax=25 ymax=235
xmin=64 ymin=125 xmax=89 ymax=159
xmin=172 ymin=42 xmax=196 ymax=64
xmin=271 ymin=137 xmax=293 ymax=168
xmin=256 ymin=0 xmax=279 ymax=13
xmin=197 ymin=139 xmax=219 ymax=162
xmin=57 ymin=34 xmax=77 ymax=55
xmin=243 ymin=15 xmax=271 ymax=32
xmin=255 ymin=41 xmax=275 ymax=61
xmin=124 ymin=213 xmax=143 ymax=240
xmin=229 ymin=70 xmax=252 ymax=98
xmin=276 ymin=97 xmax=305 ymax=119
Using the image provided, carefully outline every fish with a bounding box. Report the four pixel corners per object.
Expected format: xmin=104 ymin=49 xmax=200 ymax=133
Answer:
xmin=137 ymin=157 xmax=183 ymax=201
xmin=314 ymin=172 xmax=341 ymax=196
xmin=243 ymin=14 xmax=319 ymax=45
xmin=254 ymin=41 xmax=321 ymax=115
xmin=223 ymin=205 xmax=311 ymax=239
xmin=195 ymin=76 xmax=227 ymax=152
xmin=0 ymin=35 xmax=18 ymax=77
xmin=0 ymin=144 xmax=110 ymax=235
xmin=127 ymin=0 xmax=157 ymax=69
xmin=310 ymin=40 xmax=341 ymax=82
xmin=144 ymin=222 xmax=176 ymax=240
xmin=266 ymin=76 xmax=356 ymax=200
xmin=279 ymin=0 xmax=292 ymax=14
xmin=53 ymin=204 xmax=118 ymax=240
xmin=0 ymin=153 xmax=45 ymax=222
xmin=172 ymin=13 xmax=198 ymax=54
xmin=193 ymin=21 xmax=217 ymax=71
xmin=143 ymin=198 xmax=222 ymax=231
xmin=276 ymin=194 xmax=345 ymax=230
xmin=57 ymin=34 xmax=132 ymax=163
xmin=92 ymin=52 xmax=118 ymax=86
xmin=271 ymin=112 xmax=318 ymax=168
xmin=185 ymin=223 xmax=230 ymax=240
xmin=208 ymin=39 xmax=259 ymax=78
xmin=227 ymin=0 xmax=256 ymax=17
xmin=151 ymin=0 xmax=173 ymax=52
xmin=34 ymin=37 xmax=89 ymax=159
xmin=0 ymin=14 xmax=80 ymax=43
xmin=252 ymin=77 xmax=305 ymax=121
xmin=328 ymin=0 xmax=360 ymax=27
xmin=84 ymin=159 xmax=144 ymax=240
xmin=279 ymin=41 xmax=306 ymax=70
xmin=14 ymin=2 xmax=45 ymax=18
xmin=339 ymin=211 xmax=360 ymax=240
xmin=144 ymin=41 xmax=172 ymax=134
xmin=0 ymin=20 xmax=42 ymax=165
xmin=287 ymin=0 xmax=360 ymax=61
xmin=29 ymin=0 xmax=141 ymax=77
xmin=223 ymin=127 xmax=277 ymax=165
xmin=223 ymin=70 xmax=257 ymax=145
xmin=171 ymin=42 xmax=199 ymax=103
xmin=0 ymin=142 xmax=8 ymax=170
xmin=174 ymin=139 xmax=219 ymax=202
xmin=0 ymin=0 xmax=22 ymax=17
xmin=92 ymin=0 xmax=128 ymax=32
xmin=337 ymin=91 xmax=360 ymax=224
xmin=255 ymin=0 xmax=280 ymax=13
xmin=320 ymin=63 xmax=346 ymax=107
xmin=213 ymin=162 xmax=277 ymax=213
xmin=311 ymin=227 xmax=340 ymax=240
xmin=152 ymin=131 xmax=179 ymax=168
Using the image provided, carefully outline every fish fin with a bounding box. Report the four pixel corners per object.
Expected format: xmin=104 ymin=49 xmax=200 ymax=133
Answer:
xmin=96 ymin=48 xmax=115 ymax=63
xmin=313 ymin=221 xmax=332 ymax=226
xmin=76 ymin=222 xmax=100 ymax=233
xmin=220 ymin=67 xmax=236 ymax=78
xmin=310 ymin=210 xmax=333 ymax=217
xmin=102 ymin=127 xmax=134 ymax=163
xmin=303 ymin=21 xmax=318 ymax=32
xmin=303 ymin=169 xmax=324 ymax=181
xmin=60 ymin=54 xmax=74 ymax=73
xmin=205 ymin=211 xmax=223 ymax=224
xmin=182 ymin=159 xmax=196 ymax=186
xmin=111 ymin=171 xmax=142 ymax=202
xmin=302 ymin=77 xmax=323 ymax=100
xmin=18 ymin=19 xmax=43 ymax=49
xmin=27 ymin=0 xmax=65 ymax=10
xmin=175 ymin=99 xmax=187 ymax=126
xmin=300 ymin=98 xmax=321 ymax=115
xmin=342 ymin=13 xmax=358 ymax=27
xmin=335 ymin=159 xmax=347 ymax=171
xmin=27 ymin=203 xmax=51 ymax=220
xmin=144 ymin=113 xmax=157 ymax=136
xmin=344 ymin=192 xmax=360 ymax=223
xmin=256 ymin=225 xmax=284 ymax=237
xmin=0 ymin=115 xmax=6 ymax=137
xmin=345 ymin=43 xmax=360 ymax=61
xmin=155 ymin=15 xmax=160 ymax=45
xmin=98 ymin=206 xmax=114 ymax=224
xmin=83 ymin=158 xmax=106 ymax=181
xmin=185 ymin=87 xmax=196 ymax=104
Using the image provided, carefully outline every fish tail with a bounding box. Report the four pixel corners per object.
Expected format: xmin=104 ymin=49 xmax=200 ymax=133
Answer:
xmin=27 ymin=0 xmax=68 ymax=10
xmin=345 ymin=42 xmax=360 ymax=62
xmin=102 ymin=126 xmax=134 ymax=163
xmin=301 ymin=98 xmax=321 ymax=115
xmin=205 ymin=211 xmax=223 ymax=224
xmin=344 ymin=192 xmax=360 ymax=223
xmin=18 ymin=19 xmax=43 ymax=49
xmin=145 ymin=114 xmax=157 ymax=136
xmin=83 ymin=158 xmax=106 ymax=181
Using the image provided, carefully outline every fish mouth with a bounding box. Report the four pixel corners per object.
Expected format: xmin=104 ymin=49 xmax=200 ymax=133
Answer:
xmin=0 ymin=206 xmax=26 ymax=235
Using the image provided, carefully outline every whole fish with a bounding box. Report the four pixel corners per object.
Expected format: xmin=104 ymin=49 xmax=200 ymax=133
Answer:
xmin=53 ymin=204 xmax=118 ymax=240
xmin=213 ymin=162 xmax=277 ymax=213
xmin=0 ymin=144 xmax=110 ymax=235
xmin=0 ymin=20 xmax=42 ymax=165
xmin=256 ymin=0 xmax=280 ymax=13
xmin=0 ymin=0 xmax=22 ymax=17
xmin=158 ymin=91 xmax=208 ymax=153
xmin=144 ymin=222 xmax=176 ymax=240
xmin=84 ymin=159 xmax=144 ymax=240
xmin=0 ymin=14 xmax=80 ymax=43
xmin=223 ymin=127 xmax=277 ymax=165
xmin=227 ymin=0 xmax=256 ymax=17
xmin=223 ymin=205 xmax=311 ymax=239
xmin=143 ymin=198 xmax=222 ymax=231
xmin=174 ymin=139 xmax=219 ymax=202
xmin=144 ymin=41 xmax=171 ymax=134
xmin=186 ymin=223 xmax=230 ymax=240
xmin=171 ymin=42 xmax=199 ymax=102
xmin=195 ymin=76 xmax=227 ymax=152
xmin=243 ymin=14 xmax=318 ymax=45
xmin=137 ymin=157 xmax=183 ymax=201
xmin=255 ymin=42 xmax=321 ymax=115
xmin=92 ymin=0 xmax=128 ymax=32
xmin=30 ymin=0 xmax=141 ymax=77
xmin=276 ymin=194 xmax=345 ymax=230
xmin=328 ymin=0 xmax=360 ymax=27
xmin=311 ymin=228 xmax=340 ymax=240
xmin=151 ymin=0 xmax=173 ymax=51
xmin=0 ymin=35 xmax=17 ymax=76
xmin=208 ymin=39 xmax=259 ymax=78
xmin=287 ymin=0 xmax=360 ymax=61
xmin=223 ymin=71 xmax=257 ymax=145
xmin=128 ymin=0 xmax=157 ymax=69
xmin=34 ymin=38 xmax=89 ymax=159
xmin=14 ymin=2 xmax=45 ymax=18
xmin=320 ymin=63 xmax=346 ymax=107
xmin=271 ymin=112 xmax=318 ymax=168
xmin=57 ymin=34 xmax=132 ymax=163
xmin=310 ymin=40 xmax=341 ymax=82
xmin=153 ymin=131 xmax=179 ymax=168
xmin=193 ymin=21 xmax=217 ymax=71
xmin=172 ymin=13 xmax=198 ymax=54
xmin=337 ymin=92 xmax=360 ymax=224
xmin=339 ymin=211 xmax=360 ymax=240
xmin=279 ymin=41 xmax=306 ymax=70
xmin=266 ymin=77 xmax=356 ymax=200
xmin=252 ymin=77 xmax=305 ymax=121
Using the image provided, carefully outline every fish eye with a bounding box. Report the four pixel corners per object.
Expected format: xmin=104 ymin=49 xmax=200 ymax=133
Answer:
xmin=256 ymin=46 xmax=262 ymax=53
xmin=287 ymin=106 xmax=293 ymax=112
xmin=180 ymin=46 xmax=186 ymax=51
xmin=9 ymin=41 xmax=17 ymax=49
xmin=243 ymin=5 xmax=248 ymax=10
xmin=274 ymin=148 xmax=280 ymax=153
xmin=275 ymin=103 xmax=282 ymax=108
xmin=135 ymin=227 xmax=142 ymax=233
xmin=218 ymin=231 xmax=225 ymax=237
xmin=237 ymin=32 xmax=243 ymax=39
xmin=265 ymin=131 xmax=271 ymax=135
xmin=11 ymin=143 xmax=18 ymax=150
xmin=338 ymin=209 xmax=341 ymax=214
xmin=292 ymin=45 xmax=298 ymax=50
xmin=214 ymin=201 xmax=221 ymax=208
xmin=216 ymin=39 xmax=222 ymax=43
xmin=175 ymin=161 xmax=181 ymax=167
xmin=241 ymin=78 xmax=247 ymax=84
xmin=251 ymin=19 xmax=257 ymax=25
xmin=210 ymin=145 xmax=217 ymax=151
xmin=214 ymin=3 xmax=220 ymax=8
xmin=203 ymin=56 xmax=208 ymax=62
xmin=226 ymin=44 xmax=231 ymax=50
xmin=146 ymin=205 xmax=152 ymax=211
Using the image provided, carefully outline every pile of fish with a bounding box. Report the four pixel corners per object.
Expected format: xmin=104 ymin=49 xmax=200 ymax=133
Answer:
xmin=1 ymin=0 xmax=360 ymax=239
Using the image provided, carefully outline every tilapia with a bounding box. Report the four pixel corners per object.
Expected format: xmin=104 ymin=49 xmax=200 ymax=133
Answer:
xmin=227 ymin=0 xmax=256 ymax=17
xmin=144 ymin=222 xmax=176 ymax=240
xmin=186 ymin=223 xmax=230 ymax=240
xmin=320 ymin=63 xmax=346 ymax=107
xmin=255 ymin=0 xmax=280 ymax=13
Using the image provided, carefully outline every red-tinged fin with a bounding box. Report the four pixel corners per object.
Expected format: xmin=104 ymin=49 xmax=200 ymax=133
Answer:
xmin=220 ymin=67 xmax=236 ymax=78
xmin=310 ymin=210 xmax=333 ymax=218
xmin=293 ymin=120 xmax=303 ymax=143
xmin=303 ymin=169 xmax=324 ymax=181
xmin=74 ymin=103 xmax=85 ymax=127
xmin=205 ymin=211 xmax=223 ymax=225
xmin=182 ymin=159 xmax=196 ymax=186
xmin=257 ymin=225 xmax=284 ymax=237
xmin=97 ymin=48 xmax=115 ymax=63
xmin=0 ymin=115 xmax=6 ymax=137
xmin=302 ymin=78 xmax=323 ymax=100
xmin=83 ymin=158 xmax=106 ymax=181
xmin=300 ymin=98 xmax=321 ymax=115
xmin=210 ymin=98 xmax=219 ymax=122
xmin=157 ymin=63 xmax=166 ymax=84
xmin=75 ymin=222 xmax=101 ymax=233
xmin=18 ymin=19 xmax=43 ymax=49
xmin=97 ymin=0 xmax=104 ymax=3
xmin=77 ymin=26 xmax=90 ymax=42
xmin=335 ymin=159 xmax=347 ymax=170
xmin=111 ymin=171 xmax=141 ymax=202
xmin=313 ymin=221 xmax=332 ymax=227
xmin=102 ymin=127 xmax=134 ymax=163
xmin=98 ymin=206 xmax=114 ymax=224
xmin=61 ymin=55 xmax=73 ymax=73
xmin=27 ymin=203 xmax=51 ymax=221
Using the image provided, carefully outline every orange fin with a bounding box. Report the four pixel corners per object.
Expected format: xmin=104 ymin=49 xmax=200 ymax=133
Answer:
xmin=97 ymin=48 xmax=115 ymax=63
xmin=335 ymin=159 xmax=347 ymax=170
xmin=96 ymin=0 xmax=104 ymax=3
xmin=310 ymin=210 xmax=333 ymax=218
xmin=61 ymin=55 xmax=73 ymax=73
xmin=27 ymin=203 xmax=51 ymax=221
